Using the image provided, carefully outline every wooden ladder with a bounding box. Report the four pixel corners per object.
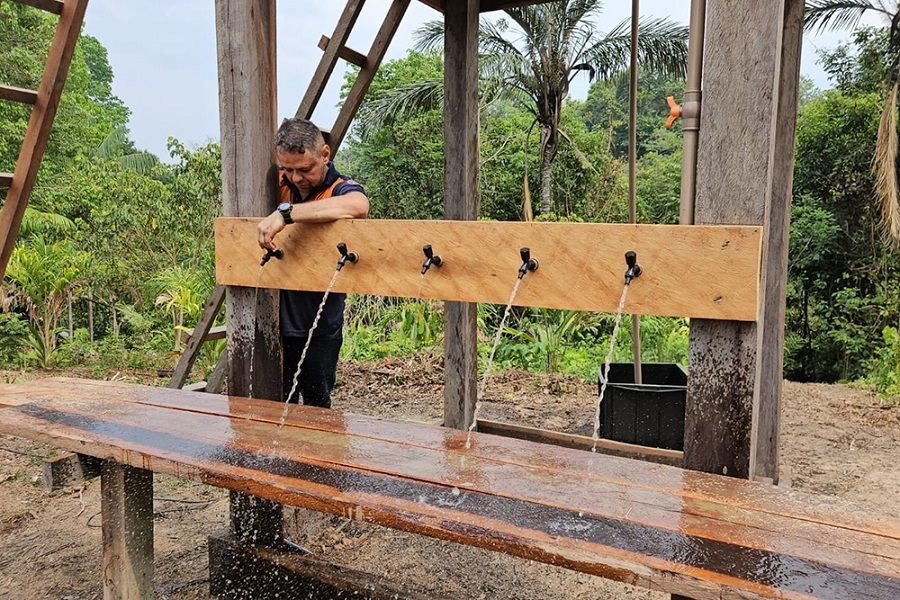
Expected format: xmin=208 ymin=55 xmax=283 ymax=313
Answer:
xmin=0 ymin=0 xmax=90 ymax=279
xmin=171 ymin=0 xmax=411 ymax=392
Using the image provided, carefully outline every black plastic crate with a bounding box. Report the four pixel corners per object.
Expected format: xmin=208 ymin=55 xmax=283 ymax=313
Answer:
xmin=597 ymin=363 xmax=687 ymax=451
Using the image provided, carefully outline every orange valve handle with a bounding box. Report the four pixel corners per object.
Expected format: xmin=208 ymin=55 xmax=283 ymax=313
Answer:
xmin=665 ymin=96 xmax=682 ymax=129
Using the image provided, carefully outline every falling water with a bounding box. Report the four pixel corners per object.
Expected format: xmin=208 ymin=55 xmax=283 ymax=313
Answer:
xmin=247 ymin=266 xmax=264 ymax=400
xmin=466 ymin=277 xmax=525 ymax=449
xmin=271 ymin=268 xmax=342 ymax=456
xmin=592 ymin=284 xmax=631 ymax=452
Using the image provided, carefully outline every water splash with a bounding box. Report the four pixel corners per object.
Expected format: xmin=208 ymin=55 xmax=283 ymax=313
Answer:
xmin=466 ymin=277 xmax=524 ymax=449
xmin=272 ymin=268 xmax=342 ymax=456
xmin=592 ymin=284 xmax=631 ymax=452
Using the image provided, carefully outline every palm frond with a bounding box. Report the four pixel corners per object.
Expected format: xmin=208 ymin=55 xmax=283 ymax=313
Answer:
xmin=804 ymin=0 xmax=886 ymax=35
xmin=413 ymin=19 xmax=445 ymax=53
xmin=118 ymin=152 xmax=158 ymax=175
xmin=582 ymin=17 xmax=688 ymax=81
xmin=356 ymin=78 xmax=444 ymax=137
xmin=874 ymin=81 xmax=900 ymax=246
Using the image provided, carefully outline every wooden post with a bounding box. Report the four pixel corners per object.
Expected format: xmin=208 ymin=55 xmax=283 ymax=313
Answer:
xmin=215 ymin=0 xmax=283 ymax=546
xmin=101 ymin=461 xmax=153 ymax=600
xmin=442 ymin=0 xmax=480 ymax=430
xmin=682 ymin=0 xmax=802 ymax=482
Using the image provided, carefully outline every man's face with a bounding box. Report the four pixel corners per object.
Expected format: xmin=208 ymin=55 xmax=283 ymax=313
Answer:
xmin=277 ymin=145 xmax=330 ymax=197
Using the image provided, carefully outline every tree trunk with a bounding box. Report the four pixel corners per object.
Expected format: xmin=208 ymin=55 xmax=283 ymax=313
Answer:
xmin=538 ymin=124 xmax=559 ymax=215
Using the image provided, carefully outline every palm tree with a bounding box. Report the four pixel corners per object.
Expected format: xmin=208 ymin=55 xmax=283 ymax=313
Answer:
xmin=806 ymin=0 xmax=900 ymax=245
xmin=360 ymin=1 xmax=688 ymax=214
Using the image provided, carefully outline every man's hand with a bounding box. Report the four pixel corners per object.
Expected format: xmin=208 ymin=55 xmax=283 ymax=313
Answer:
xmin=257 ymin=211 xmax=286 ymax=251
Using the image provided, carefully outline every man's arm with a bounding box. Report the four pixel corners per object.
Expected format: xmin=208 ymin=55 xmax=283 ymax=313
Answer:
xmin=257 ymin=191 xmax=369 ymax=252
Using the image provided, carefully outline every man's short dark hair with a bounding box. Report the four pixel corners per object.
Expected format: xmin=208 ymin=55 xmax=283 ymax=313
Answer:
xmin=275 ymin=118 xmax=325 ymax=154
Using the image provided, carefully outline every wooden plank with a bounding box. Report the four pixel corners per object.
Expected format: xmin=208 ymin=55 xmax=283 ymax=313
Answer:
xmin=216 ymin=219 xmax=763 ymax=321
xmin=328 ymin=0 xmax=411 ymax=154
xmin=42 ymin=452 xmax=101 ymax=490
xmin=0 ymin=83 xmax=38 ymax=105
xmin=10 ymin=0 xmax=63 ymax=14
xmin=295 ymin=0 xmax=366 ymax=120
xmin=443 ymin=0 xmax=480 ymax=432
xmin=101 ymin=461 xmax=153 ymax=600
xmin=0 ymin=0 xmax=88 ymax=279
xmin=2 ymin=395 xmax=899 ymax=599
xmin=684 ymin=0 xmax=792 ymax=481
xmin=476 ymin=418 xmax=683 ymax=465
xmin=318 ymin=35 xmax=367 ymax=68
xmin=0 ymin=173 xmax=11 ymax=188
xmin=215 ymin=0 xmax=283 ymax=548
xmin=205 ymin=347 xmax=229 ymax=394
xmin=750 ymin=0 xmax=803 ymax=482
xmin=168 ymin=285 xmax=225 ymax=389
xmin=16 ymin=377 xmax=900 ymax=543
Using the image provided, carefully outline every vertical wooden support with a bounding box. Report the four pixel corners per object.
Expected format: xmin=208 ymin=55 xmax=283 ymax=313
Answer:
xmin=683 ymin=0 xmax=802 ymax=482
xmin=215 ymin=0 xmax=283 ymax=546
xmin=751 ymin=0 xmax=803 ymax=482
xmin=442 ymin=0 xmax=480 ymax=430
xmin=101 ymin=462 xmax=153 ymax=600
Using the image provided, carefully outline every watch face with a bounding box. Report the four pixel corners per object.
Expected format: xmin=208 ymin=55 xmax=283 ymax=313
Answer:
xmin=278 ymin=202 xmax=292 ymax=211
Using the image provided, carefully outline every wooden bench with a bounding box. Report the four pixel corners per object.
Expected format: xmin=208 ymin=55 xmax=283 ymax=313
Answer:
xmin=1 ymin=377 xmax=899 ymax=599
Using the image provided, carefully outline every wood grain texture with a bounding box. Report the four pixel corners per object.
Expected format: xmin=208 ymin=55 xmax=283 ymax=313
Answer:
xmin=442 ymin=0 xmax=480 ymax=431
xmin=0 ymin=0 xmax=89 ymax=278
xmin=215 ymin=218 xmax=762 ymax=321
xmin=101 ymin=461 xmax=153 ymax=600
xmin=215 ymin=0 xmax=283 ymax=546
xmin=685 ymin=0 xmax=799 ymax=484
xmin=1 ymin=382 xmax=898 ymax=600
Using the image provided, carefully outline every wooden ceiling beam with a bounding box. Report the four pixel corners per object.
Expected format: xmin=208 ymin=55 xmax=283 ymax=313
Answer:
xmin=417 ymin=0 xmax=553 ymax=13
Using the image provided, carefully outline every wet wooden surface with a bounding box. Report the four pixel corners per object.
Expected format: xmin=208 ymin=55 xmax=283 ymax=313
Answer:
xmin=2 ymin=379 xmax=899 ymax=600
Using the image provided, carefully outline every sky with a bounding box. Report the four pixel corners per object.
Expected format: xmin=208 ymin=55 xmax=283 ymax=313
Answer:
xmin=81 ymin=1 xmax=885 ymax=160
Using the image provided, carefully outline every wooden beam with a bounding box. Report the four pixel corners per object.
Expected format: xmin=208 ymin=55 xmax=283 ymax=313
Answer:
xmin=101 ymin=461 xmax=153 ymax=600
xmin=683 ymin=0 xmax=800 ymax=483
xmin=295 ymin=0 xmax=366 ymax=120
xmin=414 ymin=0 xmax=550 ymax=12
xmin=0 ymin=0 xmax=88 ymax=279
xmin=750 ymin=0 xmax=803 ymax=482
xmin=42 ymin=452 xmax=101 ymax=491
xmin=10 ymin=0 xmax=64 ymax=14
xmin=476 ymin=419 xmax=683 ymax=466
xmin=0 ymin=173 xmax=11 ymax=188
xmin=318 ymin=35 xmax=367 ymax=68
xmin=215 ymin=0 xmax=283 ymax=548
xmin=444 ymin=0 xmax=480 ymax=431
xmin=0 ymin=83 xmax=38 ymax=105
xmin=327 ymin=0 xmax=411 ymax=154
xmin=168 ymin=285 xmax=225 ymax=389
xmin=215 ymin=219 xmax=763 ymax=321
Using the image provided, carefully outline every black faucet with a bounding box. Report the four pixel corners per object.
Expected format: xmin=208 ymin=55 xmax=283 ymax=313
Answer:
xmin=260 ymin=248 xmax=284 ymax=267
xmin=625 ymin=251 xmax=642 ymax=285
xmin=421 ymin=244 xmax=443 ymax=275
xmin=336 ymin=242 xmax=358 ymax=271
xmin=518 ymin=247 xmax=539 ymax=279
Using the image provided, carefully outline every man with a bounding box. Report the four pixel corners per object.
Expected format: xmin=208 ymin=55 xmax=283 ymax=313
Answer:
xmin=257 ymin=117 xmax=369 ymax=407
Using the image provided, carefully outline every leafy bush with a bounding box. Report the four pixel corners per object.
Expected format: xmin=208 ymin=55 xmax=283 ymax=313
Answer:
xmin=866 ymin=326 xmax=900 ymax=402
xmin=0 ymin=312 xmax=29 ymax=365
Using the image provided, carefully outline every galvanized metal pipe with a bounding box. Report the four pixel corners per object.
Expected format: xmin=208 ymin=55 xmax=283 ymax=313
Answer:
xmin=629 ymin=0 xmax=642 ymax=384
xmin=679 ymin=0 xmax=706 ymax=226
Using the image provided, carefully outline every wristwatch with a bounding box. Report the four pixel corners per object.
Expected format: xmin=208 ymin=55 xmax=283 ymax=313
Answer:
xmin=277 ymin=202 xmax=294 ymax=224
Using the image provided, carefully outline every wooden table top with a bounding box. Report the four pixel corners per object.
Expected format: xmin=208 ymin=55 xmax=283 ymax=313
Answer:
xmin=1 ymin=377 xmax=898 ymax=600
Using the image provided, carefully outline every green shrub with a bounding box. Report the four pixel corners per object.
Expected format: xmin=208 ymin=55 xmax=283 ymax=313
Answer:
xmin=866 ymin=326 xmax=900 ymax=402
xmin=0 ymin=312 xmax=29 ymax=365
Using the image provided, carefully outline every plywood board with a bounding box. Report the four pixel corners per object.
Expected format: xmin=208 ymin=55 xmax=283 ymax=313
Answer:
xmin=216 ymin=219 xmax=762 ymax=321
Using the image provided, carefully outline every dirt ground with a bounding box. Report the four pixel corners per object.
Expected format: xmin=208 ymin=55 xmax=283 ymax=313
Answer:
xmin=1 ymin=356 xmax=899 ymax=599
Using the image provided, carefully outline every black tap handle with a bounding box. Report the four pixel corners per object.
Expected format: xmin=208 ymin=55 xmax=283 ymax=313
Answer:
xmin=337 ymin=242 xmax=348 ymax=257
xmin=520 ymin=247 xmax=531 ymax=264
xmin=625 ymin=251 xmax=637 ymax=268
xmin=423 ymin=244 xmax=434 ymax=259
